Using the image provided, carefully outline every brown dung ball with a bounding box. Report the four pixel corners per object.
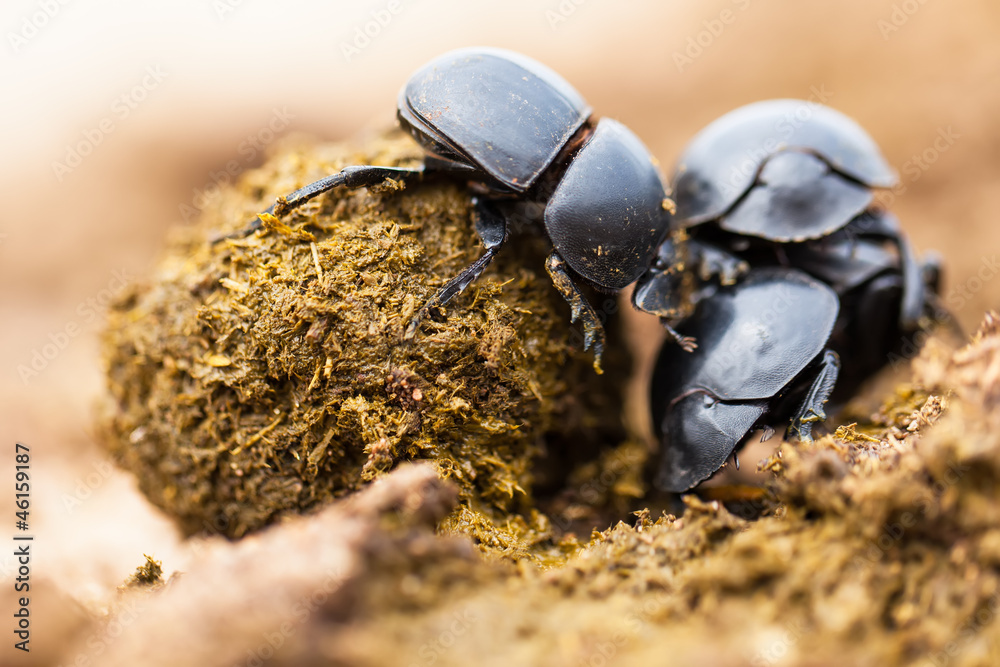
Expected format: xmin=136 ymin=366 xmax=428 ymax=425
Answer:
xmin=99 ymin=131 xmax=628 ymax=538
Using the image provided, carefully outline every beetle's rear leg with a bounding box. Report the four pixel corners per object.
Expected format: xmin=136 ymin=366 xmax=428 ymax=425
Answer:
xmin=404 ymin=197 xmax=509 ymax=339
xmin=211 ymin=165 xmax=428 ymax=243
xmin=917 ymin=251 xmax=964 ymax=337
xmin=545 ymin=251 xmax=606 ymax=373
xmin=892 ymin=229 xmax=928 ymax=331
xmin=845 ymin=213 xmax=927 ymax=331
xmin=787 ymin=350 xmax=840 ymax=441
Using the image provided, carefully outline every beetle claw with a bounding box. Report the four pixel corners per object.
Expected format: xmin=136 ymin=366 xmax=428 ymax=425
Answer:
xmin=662 ymin=323 xmax=697 ymax=352
xmin=678 ymin=336 xmax=698 ymax=352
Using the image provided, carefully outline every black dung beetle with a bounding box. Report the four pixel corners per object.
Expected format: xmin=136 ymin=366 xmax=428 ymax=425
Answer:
xmin=776 ymin=210 xmax=945 ymax=398
xmin=646 ymin=101 xmax=950 ymax=493
xmin=649 ymin=268 xmax=841 ymax=493
xmin=669 ymin=99 xmax=933 ymax=334
xmin=216 ymin=48 xmax=694 ymax=371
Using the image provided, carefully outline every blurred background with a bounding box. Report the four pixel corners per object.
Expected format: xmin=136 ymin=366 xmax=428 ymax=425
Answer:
xmin=1 ymin=0 xmax=997 ymax=656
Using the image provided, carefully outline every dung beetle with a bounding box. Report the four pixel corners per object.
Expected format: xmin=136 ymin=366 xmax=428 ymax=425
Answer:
xmin=670 ymin=99 xmax=931 ymax=333
xmin=215 ymin=48 xmax=694 ymax=371
xmin=649 ymin=268 xmax=841 ymax=493
xmin=647 ymin=101 xmax=949 ymax=492
xmin=776 ymin=210 xmax=945 ymax=398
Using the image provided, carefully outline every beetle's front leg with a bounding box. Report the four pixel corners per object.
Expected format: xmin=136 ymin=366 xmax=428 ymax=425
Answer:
xmin=212 ymin=165 xmax=428 ymax=243
xmin=787 ymin=350 xmax=840 ymax=441
xmin=404 ymin=197 xmax=509 ymax=339
xmin=545 ymin=251 xmax=606 ymax=374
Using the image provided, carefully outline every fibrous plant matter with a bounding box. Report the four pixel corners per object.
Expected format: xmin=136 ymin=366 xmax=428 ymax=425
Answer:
xmin=84 ymin=317 xmax=1000 ymax=666
xmin=99 ymin=131 xmax=628 ymax=539
xmin=295 ymin=317 xmax=1000 ymax=667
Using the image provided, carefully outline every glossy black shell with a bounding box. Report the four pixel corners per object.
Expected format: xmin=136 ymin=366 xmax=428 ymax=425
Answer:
xmin=398 ymin=47 xmax=591 ymax=192
xmin=545 ymin=118 xmax=671 ymax=290
xmin=653 ymin=269 xmax=839 ymax=401
xmin=653 ymin=397 xmax=767 ymax=493
xmin=398 ymin=47 xmax=671 ymax=291
xmin=651 ymin=268 xmax=839 ymax=491
xmin=672 ymin=99 xmax=897 ymax=241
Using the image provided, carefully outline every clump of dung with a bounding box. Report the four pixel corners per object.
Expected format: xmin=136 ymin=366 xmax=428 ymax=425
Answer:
xmin=296 ymin=317 xmax=1000 ymax=667
xmin=99 ymin=131 xmax=627 ymax=538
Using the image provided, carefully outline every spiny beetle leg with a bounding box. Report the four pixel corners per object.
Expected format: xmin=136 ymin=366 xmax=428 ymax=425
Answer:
xmin=545 ymin=251 xmax=606 ymax=374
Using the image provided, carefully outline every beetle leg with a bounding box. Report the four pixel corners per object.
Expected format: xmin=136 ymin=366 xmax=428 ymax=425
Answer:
xmin=632 ymin=261 xmax=686 ymax=317
xmin=632 ymin=268 xmax=697 ymax=351
xmin=787 ymin=350 xmax=840 ymax=442
xmin=544 ymin=251 xmax=606 ymax=374
xmin=844 ymin=213 xmax=926 ymax=331
xmin=892 ymin=230 xmax=927 ymax=330
xmin=632 ymin=280 xmax=699 ymax=351
xmin=211 ymin=165 xmax=428 ymax=243
xmin=661 ymin=324 xmax=698 ymax=353
xmin=632 ymin=240 xmax=699 ymax=352
xmin=918 ymin=252 xmax=964 ymax=337
xmin=403 ymin=197 xmax=508 ymax=340
xmin=921 ymin=250 xmax=943 ymax=295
